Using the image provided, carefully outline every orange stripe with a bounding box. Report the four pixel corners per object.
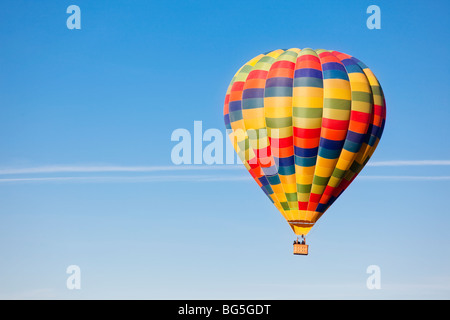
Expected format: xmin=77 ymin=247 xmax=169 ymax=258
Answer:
xmin=229 ymin=90 xmax=243 ymax=102
xmin=295 ymin=60 xmax=322 ymax=70
xmin=244 ymin=78 xmax=266 ymax=89
xmin=321 ymin=127 xmax=347 ymax=141
xmin=268 ymin=68 xmax=295 ymax=78
xmin=294 ymin=136 xmax=320 ymax=149
xmin=348 ymin=120 xmax=369 ymax=134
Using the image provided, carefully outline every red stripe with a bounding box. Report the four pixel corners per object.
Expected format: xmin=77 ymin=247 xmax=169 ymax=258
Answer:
xmin=309 ymin=193 xmax=321 ymax=203
xmin=268 ymin=136 xmax=293 ymax=148
xmin=255 ymin=146 xmax=272 ymax=158
xmin=296 ymin=54 xmax=320 ymax=62
xmin=373 ymin=104 xmax=382 ymax=116
xmin=350 ymin=110 xmax=370 ymax=123
xmin=247 ymin=158 xmax=259 ymax=170
xmin=293 ymin=127 xmax=321 ymax=139
xmin=247 ymin=70 xmax=268 ymax=80
xmin=332 ymin=179 xmax=351 ymax=197
xmin=248 ymin=168 xmax=258 ymax=179
xmin=231 ymin=81 xmax=245 ymax=91
xmin=322 ymin=186 xmax=334 ymax=197
xmin=298 ymin=202 xmax=308 ymax=210
xmin=321 ymin=118 xmax=349 ymax=130
xmin=318 ymin=51 xmax=333 ymax=58
xmin=272 ymin=60 xmax=295 ymax=70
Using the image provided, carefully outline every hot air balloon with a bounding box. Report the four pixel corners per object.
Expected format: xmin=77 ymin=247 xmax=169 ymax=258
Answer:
xmin=223 ymin=48 xmax=386 ymax=255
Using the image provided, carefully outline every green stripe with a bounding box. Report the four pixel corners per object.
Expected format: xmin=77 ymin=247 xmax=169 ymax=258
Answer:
xmin=237 ymin=138 xmax=250 ymax=151
xmin=286 ymin=192 xmax=298 ymax=201
xmin=349 ymin=161 xmax=362 ymax=173
xmin=370 ymin=85 xmax=381 ymax=96
xmin=331 ymin=167 xmax=346 ymax=179
xmin=312 ymin=175 xmax=329 ymax=186
xmin=293 ymin=107 xmax=323 ymax=118
xmin=246 ymin=128 xmax=268 ymax=140
xmin=323 ymin=98 xmax=351 ymax=110
xmin=299 ymin=48 xmax=317 ymax=55
xmin=258 ymin=56 xmax=276 ymax=63
xmin=265 ymin=117 xmax=292 ymax=128
xmin=297 ymin=184 xmax=312 ymax=193
xmin=241 ymin=65 xmax=253 ymax=73
xmin=352 ymin=91 xmax=372 ymax=103
xmin=281 ymin=202 xmax=290 ymax=210
xmin=279 ymin=50 xmax=298 ymax=59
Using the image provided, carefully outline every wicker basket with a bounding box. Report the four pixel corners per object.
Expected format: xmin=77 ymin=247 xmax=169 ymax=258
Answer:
xmin=293 ymin=244 xmax=309 ymax=255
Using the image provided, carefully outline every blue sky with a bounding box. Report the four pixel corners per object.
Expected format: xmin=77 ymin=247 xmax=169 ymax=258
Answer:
xmin=0 ymin=0 xmax=449 ymax=299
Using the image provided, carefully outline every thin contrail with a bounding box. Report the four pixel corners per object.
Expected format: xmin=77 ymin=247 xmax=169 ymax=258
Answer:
xmin=0 ymin=165 xmax=242 ymax=175
xmin=0 ymin=175 xmax=249 ymax=183
xmin=367 ymin=160 xmax=450 ymax=167
xmin=0 ymin=175 xmax=449 ymax=183
xmin=358 ymin=176 xmax=450 ymax=181
xmin=0 ymin=160 xmax=449 ymax=175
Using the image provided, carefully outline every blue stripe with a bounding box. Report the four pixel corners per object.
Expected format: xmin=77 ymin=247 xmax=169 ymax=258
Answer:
xmin=228 ymin=100 xmax=242 ymax=112
xmin=322 ymin=62 xmax=346 ymax=72
xmin=351 ymin=57 xmax=368 ymax=69
xmin=364 ymin=124 xmax=373 ymax=144
xmin=262 ymin=165 xmax=278 ymax=176
xmin=318 ymin=147 xmax=341 ymax=159
xmin=258 ymin=176 xmax=269 ymax=186
xmin=242 ymin=88 xmax=264 ymax=99
xmin=322 ymin=69 xmax=349 ymax=80
xmin=346 ymin=130 xmax=365 ymax=143
xmin=264 ymin=86 xmax=292 ymax=97
xmin=229 ymin=109 xmax=243 ymax=122
xmin=293 ymin=77 xmax=323 ymax=88
xmin=295 ymin=156 xmax=317 ymax=167
xmin=342 ymin=63 xmax=363 ymax=74
xmin=294 ymin=146 xmax=318 ymax=157
xmin=267 ymin=174 xmax=281 ymax=185
xmin=320 ymin=138 xmax=345 ymax=150
xmin=278 ymin=164 xmax=295 ymax=175
xmin=340 ymin=58 xmax=356 ymax=66
xmin=343 ymin=140 xmax=361 ymax=153
xmin=374 ymin=124 xmax=383 ymax=139
xmin=261 ymin=185 xmax=272 ymax=196
xmin=368 ymin=135 xmax=377 ymax=147
xmin=265 ymin=77 xmax=293 ymax=88
xmin=242 ymin=98 xmax=264 ymax=109
xmin=294 ymin=68 xmax=322 ymax=79
xmin=278 ymin=155 xmax=294 ymax=166
xmin=316 ymin=203 xmax=327 ymax=213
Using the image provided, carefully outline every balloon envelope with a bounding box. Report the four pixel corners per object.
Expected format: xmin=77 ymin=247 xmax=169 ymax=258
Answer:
xmin=223 ymin=48 xmax=386 ymax=235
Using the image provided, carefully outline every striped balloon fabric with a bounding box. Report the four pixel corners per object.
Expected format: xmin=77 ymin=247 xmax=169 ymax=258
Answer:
xmin=223 ymin=48 xmax=386 ymax=236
